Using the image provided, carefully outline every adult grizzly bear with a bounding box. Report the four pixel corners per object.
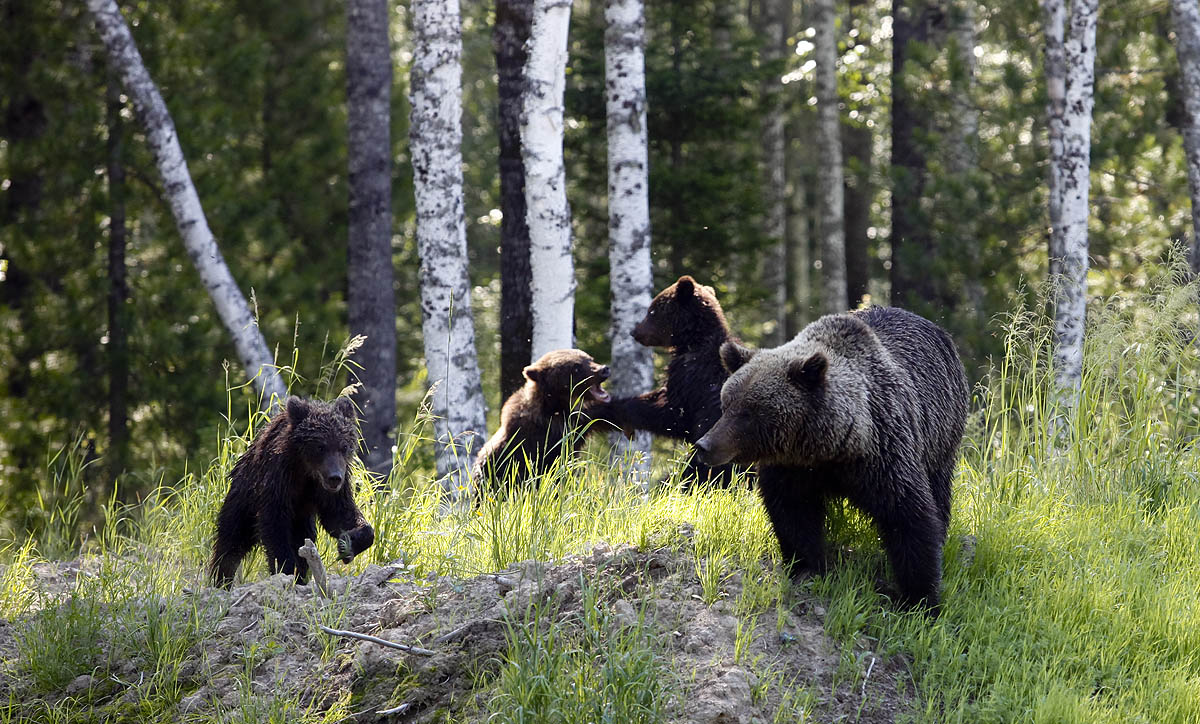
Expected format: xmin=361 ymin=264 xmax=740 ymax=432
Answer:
xmin=696 ymin=307 xmax=967 ymax=610
xmin=473 ymin=349 xmax=616 ymax=489
xmin=208 ymin=396 xmax=375 ymax=586
xmin=606 ymin=275 xmax=737 ymax=487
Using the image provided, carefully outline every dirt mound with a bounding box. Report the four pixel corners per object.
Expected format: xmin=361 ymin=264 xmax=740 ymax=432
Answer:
xmin=0 ymin=544 xmax=912 ymax=722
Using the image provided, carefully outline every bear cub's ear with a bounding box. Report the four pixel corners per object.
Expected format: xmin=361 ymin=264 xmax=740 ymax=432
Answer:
xmin=286 ymin=396 xmax=310 ymax=424
xmin=720 ymin=340 xmax=756 ymax=374
xmin=787 ymin=353 xmax=827 ymax=389
xmin=334 ymin=396 xmax=356 ymax=420
xmin=675 ymin=276 xmax=695 ymax=300
xmin=523 ymin=365 xmax=542 ymax=383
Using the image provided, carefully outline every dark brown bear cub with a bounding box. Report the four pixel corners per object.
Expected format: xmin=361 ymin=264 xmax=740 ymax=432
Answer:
xmin=208 ymin=396 xmax=375 ymax=586
xmin=605 ymin=275 xmax=737 ymax=487
xmin=473 ymin=349 xmax=614 ymax=489
xmin=696 ymin=307 xmax=967 ymax=611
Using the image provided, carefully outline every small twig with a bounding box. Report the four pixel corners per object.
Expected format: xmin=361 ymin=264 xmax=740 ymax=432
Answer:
xmin=376 ymin=702 xmax=413 ymax=716
xmin=299 ymin=538 xmax=329 ymax=598
xmin=861 ymin=656 xmax=876 ymax=699
xmin=231 ymin=589 xmax=253 ymax=608
xmin=319 ymin=625 xmax=437 ymax=656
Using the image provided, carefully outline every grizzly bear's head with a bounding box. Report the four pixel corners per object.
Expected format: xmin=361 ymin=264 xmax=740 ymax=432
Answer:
xmin=631 ymin=275 xmax=728 ymax=349
xmin=696 ymin=335 xmax=871 ymax=467
xmin=285 ymin=396 xmax=359 ymax=493
xmin=523 ymin=349 xmax=611 ymax=411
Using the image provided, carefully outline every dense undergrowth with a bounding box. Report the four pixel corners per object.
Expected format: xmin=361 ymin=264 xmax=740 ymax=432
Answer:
xmin=2 ymin=270 xmax=1199 ymax=722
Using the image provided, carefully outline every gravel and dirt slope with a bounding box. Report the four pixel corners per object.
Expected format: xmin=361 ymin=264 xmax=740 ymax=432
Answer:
xmin=0 ymin=543 xmax=913 ymax=723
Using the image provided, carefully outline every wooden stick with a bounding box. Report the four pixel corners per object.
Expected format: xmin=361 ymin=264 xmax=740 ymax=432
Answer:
xmin=318 ymin=625 xmax=437 ymax=656
xmin=298 ymin=538 xmax=329 ymax=598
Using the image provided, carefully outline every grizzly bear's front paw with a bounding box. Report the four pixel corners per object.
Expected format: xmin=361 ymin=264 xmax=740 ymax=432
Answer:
xmin=337 ymin=532 xmax=355 ymax=563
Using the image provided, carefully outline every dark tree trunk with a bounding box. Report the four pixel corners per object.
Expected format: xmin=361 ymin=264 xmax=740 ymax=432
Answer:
xmin=495 ymin=0 xmax=533 ymax=400
xmin=843 ymin=123 xmax=872 ymax=309
xmin=106 ymin=72 xmax=130 ymax=490
xmin=889 ymin=1 xmax=938 ymax=311
xmin=347 ymin=0 xmax=396 ymax=477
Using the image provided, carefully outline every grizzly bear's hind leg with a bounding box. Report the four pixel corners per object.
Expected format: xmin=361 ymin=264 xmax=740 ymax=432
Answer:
xmin=209 ymin=494 xmax=257 ymax=587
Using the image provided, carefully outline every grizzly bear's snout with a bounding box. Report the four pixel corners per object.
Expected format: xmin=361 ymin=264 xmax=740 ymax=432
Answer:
xmin=318 ymin=453 xmax=348 ymax=493
xmin=694 ymin=423 xmax=737 ymax=467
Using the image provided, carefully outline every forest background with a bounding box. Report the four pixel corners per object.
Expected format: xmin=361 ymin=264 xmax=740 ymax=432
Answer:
xmin=0 ymin=0 xmax=1193 ymax=530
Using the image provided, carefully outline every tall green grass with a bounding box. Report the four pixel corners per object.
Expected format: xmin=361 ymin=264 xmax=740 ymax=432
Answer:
xmin=2 ymin=269 xmax=1199 ymax=722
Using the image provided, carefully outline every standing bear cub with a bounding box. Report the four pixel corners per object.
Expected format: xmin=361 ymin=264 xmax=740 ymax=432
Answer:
xmin=208 ymin=396 xmax=375 ymax=586
xmin=473 ymin=349 xmax=616 ymax=489
xmin=606 ymin=275 xmax=738 ymax=487
xmin=696 ymin=307 xmax=967 ymax=610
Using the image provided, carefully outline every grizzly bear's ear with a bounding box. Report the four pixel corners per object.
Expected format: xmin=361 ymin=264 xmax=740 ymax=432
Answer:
xmin=675 ymin=276 xmax=695 ymax=300
xmin=286 ymin=396 xmax=309 ymax=424
xmin=333 ymin=396 xmax=356 ymax=420
xmin=787 ymin=354 xmax=827 ymax=389
xmin=720 ymin=340 xmax=756 ymax=374
xmin=523 ymin=365 xmax=541 ymax=383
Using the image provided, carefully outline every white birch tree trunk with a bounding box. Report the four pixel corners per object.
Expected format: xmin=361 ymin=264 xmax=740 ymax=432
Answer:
xmin=814 ymin=0 xmax=847 ymax=313
xmin=1047 ymin=0 xmax=1098 ymax=397
xmin=1042 ymin=0 xmax=1067 ymax=279
xmin=87 ymin=0 xmax=286 ymax=406
xmin=410 ymin=0 xmax=488 ymax=493
xmin=1169 ymin=0 xmax=1200 ymax=284
xmin=604 ymin=0 xmax=653 ymax=483
xmin=523 ymin=0 xmax=576 ymax=359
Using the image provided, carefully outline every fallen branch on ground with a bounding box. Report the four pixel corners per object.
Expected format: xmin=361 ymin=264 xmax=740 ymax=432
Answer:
xmin=318 ymin=625 xmax=437 ymax=656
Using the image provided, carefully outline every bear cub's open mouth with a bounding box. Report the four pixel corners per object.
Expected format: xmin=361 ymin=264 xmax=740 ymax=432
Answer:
xmin=586 ymin=382 xmax=611 ymax=403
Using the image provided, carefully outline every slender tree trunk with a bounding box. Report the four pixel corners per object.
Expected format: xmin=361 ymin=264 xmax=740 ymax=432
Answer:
xmin=347 ymin=0 xmax=396 ymax=478
xmin=786 ymin=117 xmax=812 ymax=335
xmin=604 ymin=0 xmax=654 ymax=481
xmin=105 ymin=72 xmax=129 ymax=489
xmin=949 ymin=0 xmax=986 ymax=319
xmin=87 ymin=0 xmax=286 ymax=405
xmin=523 ymin=0 xmax=576 ymax=359
xmin=843 ymin=123 xmax=872 ymax=309
xmin=411 ymin=0 xmax=489 ymax=492
xmin=494 ymin=0 xmax=534 ymax=401
xmin=1169 ymin=0 xmax=1200 ymax=287
xmin=1043 ymin=0 xmax=1067 ymax=279
xmin=890 ymin=0 xmax=937 ymax=311
xmin=814 ymin=0 xmax=847 ymax=313
xmin=1047 ymin=0 xmax=1098 ymax=396
xmin=758 ymin=0 xmax=791 ymax=344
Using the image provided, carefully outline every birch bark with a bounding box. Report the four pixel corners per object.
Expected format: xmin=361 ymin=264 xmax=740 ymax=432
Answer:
xmin=1042 ymin=0 xmax=1067 ymax=279
xmin=1169 ymin=0 xmax=1200 ymax=282
xmin=523 ymin=0 xmax=576 ymax=359
xmin=410 ymin=0 xmax=488 ymax=492
xmin=1047 ymin=0 xmax=1098 ymax=396
xmin=814 ymin=0 xmax=847 ymax=313
xmin=87 ymin=0 xmax=286 ymax=405
xmin=347 ymin=0 xmax=396 ymax=477
xmin=605 ymin=0 xmax=654 ymax=480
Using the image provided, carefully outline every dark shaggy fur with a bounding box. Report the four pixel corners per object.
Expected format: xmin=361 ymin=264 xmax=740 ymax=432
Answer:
xmin=472 ymin=349 xmax=615 ymax=489
xmin=696 ymin=307 xmax=968 ymax=610
xmin=208 ymin=396 xmax=375 ymax=586
xmin=604 ymin=275 xmax=737 ymax=487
